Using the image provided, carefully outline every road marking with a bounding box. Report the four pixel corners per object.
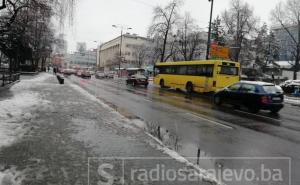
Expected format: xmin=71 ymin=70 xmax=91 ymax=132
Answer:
xmin=186 ymin=112 xmax=233 ymax=129
xmin=234 ymin=110 xmax=281 ymax=122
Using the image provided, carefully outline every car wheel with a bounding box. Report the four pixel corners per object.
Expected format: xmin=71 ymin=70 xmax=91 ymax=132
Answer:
xmin=214 ymin=95 xmax=222 ymax=105
xmin=186 ymin=82 xmax=193 ymax=94
xmin=160 ymin=79 xmax=165 ymax=88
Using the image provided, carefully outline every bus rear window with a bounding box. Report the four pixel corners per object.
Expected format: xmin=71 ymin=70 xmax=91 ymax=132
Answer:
xmin=218 ymin=66 xmax=238 ymax=75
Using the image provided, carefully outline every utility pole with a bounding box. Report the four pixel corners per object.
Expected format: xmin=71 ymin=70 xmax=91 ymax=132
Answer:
xmin=206 ymin=0 xmax=214 ymax=60
xmin=112 ymin=25 xmax=132 ymax=77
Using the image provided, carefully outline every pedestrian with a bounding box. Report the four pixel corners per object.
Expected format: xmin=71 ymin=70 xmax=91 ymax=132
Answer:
xmin=272 ymin=72 xmax=275 ymax=84
xmin=47 ymin=66 xmax=50 ymax=72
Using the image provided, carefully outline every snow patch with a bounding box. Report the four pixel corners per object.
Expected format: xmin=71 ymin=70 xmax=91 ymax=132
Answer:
xmin=0 ymin=91 xmax=44 ymax=148
xmin=22 ymin=73 xmax=52 ymax=82
xmin=0 ymin=167 xmax=23 ymax=185
xmin=285 ymin=98 xmax=300 ymax=105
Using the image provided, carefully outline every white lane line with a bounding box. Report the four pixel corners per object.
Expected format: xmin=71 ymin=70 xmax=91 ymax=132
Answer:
xmin=234 ymin=110 xmax=281 ymax=122
xmin=186 ymin=112 xmax=233 ymax=130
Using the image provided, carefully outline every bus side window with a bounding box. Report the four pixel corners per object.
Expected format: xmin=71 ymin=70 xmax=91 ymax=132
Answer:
xmin=166 ymin=66 xmax=176 ymax=74
xmin=157 ymin=66 xmax=166 ymax=74
xmin=187 ymin=66 xmax=197 ymax=76
xmin=176 ymin=66 xmax=187 ymax=75
xmin=206 ymin=65 xmax=213 ymax=77
xmin=196 ymin=65 xmax=206 ymax=76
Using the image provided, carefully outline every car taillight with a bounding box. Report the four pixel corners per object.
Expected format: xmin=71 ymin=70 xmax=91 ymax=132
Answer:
xmin=261 ymin=96 xmax=269 ymax=104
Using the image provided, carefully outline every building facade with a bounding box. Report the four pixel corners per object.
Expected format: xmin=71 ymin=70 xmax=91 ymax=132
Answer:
xmin=97 ymin=34 xmax=154 ymax=71
xmin=66 ymin=49 xmax=97 ymax=68
xmin=273 ymin=25 xmax=298 ymax=61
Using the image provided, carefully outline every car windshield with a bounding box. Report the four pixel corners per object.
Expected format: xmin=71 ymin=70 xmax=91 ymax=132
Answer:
xmin=263 ymin=85 xmax=283 ymax=94
xmin=132 ymin=74 xmax=146 ymax=79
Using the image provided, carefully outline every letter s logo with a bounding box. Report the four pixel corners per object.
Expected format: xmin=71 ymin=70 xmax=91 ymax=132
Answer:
xmin=97 ymin=163 xmax=114 ymax=185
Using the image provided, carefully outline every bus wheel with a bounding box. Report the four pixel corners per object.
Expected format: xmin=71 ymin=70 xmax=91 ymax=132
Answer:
xmin=160 ymin=80 xmax=165 ymax=88
xmin=186 ymin=82 xmax=193 ymax=94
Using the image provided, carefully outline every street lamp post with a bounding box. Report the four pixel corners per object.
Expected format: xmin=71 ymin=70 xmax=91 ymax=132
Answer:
xmin=94 ymin=41 xmax=102 ymax=70
xmin=206 ymin=0 xmax=214 ymax=60
xmin=112 ymin=25 xmax=132 ymax=77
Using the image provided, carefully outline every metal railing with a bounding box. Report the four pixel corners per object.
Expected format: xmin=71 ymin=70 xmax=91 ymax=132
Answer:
xmin=0 ymin=68 xmax=20 ymax=87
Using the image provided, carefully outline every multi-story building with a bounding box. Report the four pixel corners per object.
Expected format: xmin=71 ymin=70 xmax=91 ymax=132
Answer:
xmin=66 ymin=49 xmax=97 ymax=68
xmin=272 ymin=25 xmax=298 ymax=61
xmin=97 ymin=34 xmax=154 ymax=71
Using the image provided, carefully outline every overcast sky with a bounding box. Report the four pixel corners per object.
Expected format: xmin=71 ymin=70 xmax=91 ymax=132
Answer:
xmin=64 ymin=0 xmax=282 ymax=52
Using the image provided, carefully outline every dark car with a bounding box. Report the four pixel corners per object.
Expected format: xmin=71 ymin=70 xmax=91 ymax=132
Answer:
xmin=126 ymin=74 xmax=148 ymax=87
xmin=213 ymin=81 xmax=284 ymax=113
xmin=280 ymin=80 xmax=300 ymax=94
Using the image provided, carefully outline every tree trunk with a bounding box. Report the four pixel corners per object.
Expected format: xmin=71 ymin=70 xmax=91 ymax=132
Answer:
xmin=161 ymin=30 xmax=169 ymax=62
xmin=294 ymin=21 xmax=300 ymax=80
xmin=294 ymin=45 xmax=299 ymax=80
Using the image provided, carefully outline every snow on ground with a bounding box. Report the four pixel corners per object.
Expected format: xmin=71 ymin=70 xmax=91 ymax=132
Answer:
xmin=70 ymin=82 xmax=222 ymax=185
xmin=285 ymin=98 xmax=300 ymax=105
xmin=0 ymin=91 xmax=40 ymax=148
xmin=0 ymin=166 xmax=23 ymax=185
xmin=0 ymin=74 xmax=51 ymax=148
xmin=21 ymin=73 xmax=52 ymax=82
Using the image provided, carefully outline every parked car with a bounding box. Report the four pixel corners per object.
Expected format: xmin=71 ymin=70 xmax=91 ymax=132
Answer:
xmin=126 ymin=74 xmax=148 ymax=87
xmin=214 ymin=81 xmax=284 ymax=113
xmin=280 ymin=80 xmax=300 ymax=94
xmin=63 ymin=68 xmax=76 ymax=76
xmin=77 ymin=70 xmax=91 ymax=78
xmin=105 ymin=71 xmax=115 ymax=79
xmin=95 ymin=72 xmax=106 ymax=79
xmin=88 ymin=70 xmax=95 ymax=75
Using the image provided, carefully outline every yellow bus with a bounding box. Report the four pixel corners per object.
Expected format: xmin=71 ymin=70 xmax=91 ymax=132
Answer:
xmin=153 ymin=60 xmax=240 ymax=93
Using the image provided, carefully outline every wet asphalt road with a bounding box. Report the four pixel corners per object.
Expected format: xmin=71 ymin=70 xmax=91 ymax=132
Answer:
xmin=69 ymin=75 xmax=300 ymax=185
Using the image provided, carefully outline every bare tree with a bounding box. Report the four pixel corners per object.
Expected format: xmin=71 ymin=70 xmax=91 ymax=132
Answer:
xmin=0 ymin=0 xmax=76 ymax=73
xmin=271 ymin=0 xmax=300 ymax=80
xmin=132 ymin=44 xmax=148 ymax=67
xmin=175 ymin=13 xmax=206 ymax=61
xmin=148 ymin=0 xmax=182 ymax=62
xmin=221 ymin=0 xmax=258 ymax=63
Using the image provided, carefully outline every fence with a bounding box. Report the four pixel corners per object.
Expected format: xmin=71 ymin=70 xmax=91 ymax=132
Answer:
xmin=0 ymin=68 xmax=20 ymax=87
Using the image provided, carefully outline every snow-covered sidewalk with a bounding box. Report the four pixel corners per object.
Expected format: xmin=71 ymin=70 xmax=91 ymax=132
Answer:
xmin=0 ymin=73 xmax=52 ymax=148
xmin=0 ymin=73 xmax=215 ymax=185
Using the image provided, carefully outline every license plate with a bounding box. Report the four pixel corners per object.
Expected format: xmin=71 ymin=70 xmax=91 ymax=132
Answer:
xmin=272 ymin=97 xmax=281 ymax=101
